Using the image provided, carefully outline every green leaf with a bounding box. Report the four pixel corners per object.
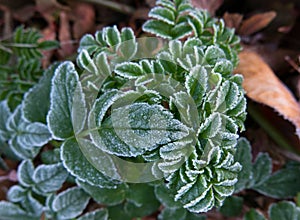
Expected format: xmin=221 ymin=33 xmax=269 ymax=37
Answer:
xmin=269 ymin=201 xmax=300 ymax=220
xmin=52 ymin=187 xmax=90 ymax=220
xmin=124 ymin=183 xmax=160 ymax=218
xmin=47 ymin=61 xmax=86 ymax=140
xmin=185 ymin=65 xmax=208 ymax=107
xmin=7 ymin=105 xmax=51 ymax=158
xmin=41 ymin=148 xmax=61 ymax=164
xmin=32 ymin=163 xmax=68 ymax=195
xmin=0 ymin=201 xmax=39 ymax=220
xmin=149 ymin=6 xmax=175 ymax=25
xmin=158 ymin=208 xmax=187 ymax=220
xmin=23 ymin=63 xmax=60 ymax=123
xmin=22 ymin=191 xmax=44 ymax=217
xmin=114 ymin=62 xmax=144 ymax=79
xmin=234 ymin=138 xmax=252 ymax=192
xmin=204 ymin=46 xmax=226 ymax=65
xmin=244 ymin=209 xmax=266 ymax=220
xmin=0 ymin=101 xmax=11 ymax=141
xmin=37 ymin=40 xmax=59 ymax=50
xmin=77 ymin=180 xmax=126 ymax=206
xmin=77 ymin=49 xmax=99 ymax=74
xmin=77 ymin=209 xmax=109 ymax=220
xmin=96 ymin=102 xmax=189 ymax=157
xmin=104 ymin=26 xmax=121 ymax=47
xmin=7 ymin=185 xmax=26 ymax=202
xmin=253 ymin=167 xmax=300 ymax=199
xmin=219 ymin=196 xmax=243 ymax=217
xmin=17 ymin=160 xmax=34 ymax=187
xmin=251 ymin=153 xmax=272 ymax=187
xmin=155 ymin=184 xmax=182 ymax=208
xmin=61 ymin=138 xmax=118 ymax=188
xmin=143 ymin=20 xmax=172 ymax=39
xmin=78 ymin=34 xmax=101 ymax=54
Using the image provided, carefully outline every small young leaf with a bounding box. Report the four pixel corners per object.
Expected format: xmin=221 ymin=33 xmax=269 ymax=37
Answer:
xmin=77 ymin=209 xmax=109 ymax=220
xmin=32 ymin=163 xmax=68 ymax=195
xmin=52 ymin=187 xmax=90 ymax=220
xmin=17 ymin=160 xmax=34 ymax=187
xmin=104 ymin=26 xmax=121 ymax=47
xmin=114 ymin=62 xmax=144 ymax=79
xmin=7 ymin=185 xmax=27 ymax=202
xmin=143 ymin=20 xmax=172 ymax=39
xmin=22 ymin=191 xmax=44 ymax=216
xmin=244 ymin=209 xmax=266 ymax=220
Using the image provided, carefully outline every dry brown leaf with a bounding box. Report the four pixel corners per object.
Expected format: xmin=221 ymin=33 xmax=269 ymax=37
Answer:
xmin=223 ymin=12 xmax=243 ymax=29
xmin=239 ymin=11 xmax=277 ymax=36
xmin=57 ymin=11 xmax=74 ymax=58
xmin=191 ymin=0 xmax=223 ymax=15
xmin=234 ymin=51 xmax=300 ymax=139
xmin=70 ymin=2 xmax=95 ymax=39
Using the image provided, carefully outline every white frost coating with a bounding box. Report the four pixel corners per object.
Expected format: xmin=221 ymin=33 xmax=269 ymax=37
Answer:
xmin=114 ymin=62 xmax=143 ymax=79
xmin=183 ymin=186 xmax=211 ymax=208
xmin=52 ymin=187 xmax=90 ymax=219
xmin=174 ymin=180 xmax=196 ymax=201
xmin=103 ymin=25 xmax=121 ymax=47
xmin=77 ymin=49 xmax=99 ymax=75
xmin=149 ymin=7 xmax=175 ymax=25
xmin=198 ymin=112 xmax=221 ymax=137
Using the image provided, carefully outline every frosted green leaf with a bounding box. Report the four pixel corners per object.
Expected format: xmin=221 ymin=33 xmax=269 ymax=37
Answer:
xmin=7 ymin=185 xmax=26 ymax=202
xmin=22 ymin=191 xmax=44 ymax=216
xmin=6 ymin=106 xmax=51 ymax=156
xmin=204 ymin=46 xmax=226 ymax=65
xmin=95 ymin=52 xmax=111 ymax=76
xmin=171 ymin=22 xmax=193 ymax=40
xmin=61 ymin=138 xmax=119 ymax=188
xmin=78 ymin=34 xmax=101 ymax=54
xmin=77 ymin=209 xmax=109 ymax=220
xmin=269 ymin=201 xmax=300 ymax=220
xmin=149 ymin=6 xmax=175 ymax=25
xmin=115 ymin=62 xmax=144 ymax=79
xmin=234 ymin=138 xmax=253 ymax=192
xmin=23 ymin=63 xmax=59 ymax=123
xmin=0 ymin=101 xmax=11 ymax=141
xmin=198 ymin=113 xmax=221 ymax=138
xmin=17 ymin=160 xmax=34 ymax=187
xmin=77 ymin=49 xmax=99 ymax=75
xmin=213 ymin=59 xmax=233 ymax=76
xmin=77 ymin=180 xmax=126 ymax=206
xmin=47 ymin=61 xmax=86 ymax=140
xmin=117 ymin=27 xmax=137 ymax=60
xmin=185 ymin=65 xmax=208 ymax=107
xmin=104 ymin=26 xmax=121 ymax=47
xmin=253 ymin=166 xmax=300 ymax=199
xmin=8 ymin=137 xmax=40 ymax=159
xmin=97 ymin=103 xmax=189 ymax=157
xmin=143 ymin=20 xmax=172 ymax=39
xmin=32 ymin=163 xmax=68 ymax=195
xmin=155 ymin=184 xmax=182 ymax=208
xmin=52 ymin=187 xmax=90 ymax=220
xmin=0 ymin=201 xmax=39 ymax=220
xmin=244 ymin=209 xmax=266 ymax=220
xmin=250 ymin=153 xmax=272 ymax=187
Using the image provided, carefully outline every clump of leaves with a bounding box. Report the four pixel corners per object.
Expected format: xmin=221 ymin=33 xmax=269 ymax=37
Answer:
xmin=0 ymin=0 xmax=300 ymax=219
